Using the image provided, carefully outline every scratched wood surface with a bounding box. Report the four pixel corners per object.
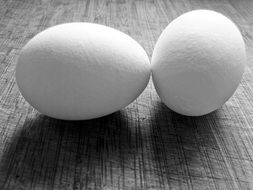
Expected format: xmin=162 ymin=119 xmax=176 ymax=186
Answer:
xmin=0 ymin=0 xmax=253 ymax=189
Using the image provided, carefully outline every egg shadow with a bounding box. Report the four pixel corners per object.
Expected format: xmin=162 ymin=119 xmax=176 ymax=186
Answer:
xmin=0 ymin=111 xmax=141 ymax=189
xmin=149 ymin=101 xmax=224 ymax=185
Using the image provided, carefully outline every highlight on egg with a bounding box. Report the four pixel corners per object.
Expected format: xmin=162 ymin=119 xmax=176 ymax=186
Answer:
xmin=16 ymin=22 xmax=150 ymax=120
xmin=151 ymin=10 xmax=246 ymax=116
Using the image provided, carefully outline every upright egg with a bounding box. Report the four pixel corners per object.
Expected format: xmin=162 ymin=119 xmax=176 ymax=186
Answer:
xmin=16 ymin=23 xmax=150 ymax=120
xmin=151 ymin=10 xmax=246 ymax=116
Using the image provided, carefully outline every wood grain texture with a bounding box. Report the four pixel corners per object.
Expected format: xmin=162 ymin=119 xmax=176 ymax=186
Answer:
xmin=0 ymin=0 xmax=253 ymax=189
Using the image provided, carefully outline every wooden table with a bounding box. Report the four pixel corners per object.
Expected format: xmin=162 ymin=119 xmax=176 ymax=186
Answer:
xmin=0 ymin=0 xmax=253 ymax=189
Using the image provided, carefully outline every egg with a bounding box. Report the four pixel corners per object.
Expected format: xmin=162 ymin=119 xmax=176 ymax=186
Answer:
xmin=16 ymin=23 xmax=150 ymax=120
xmin=151 ymin=10 xmax=246 ymax=116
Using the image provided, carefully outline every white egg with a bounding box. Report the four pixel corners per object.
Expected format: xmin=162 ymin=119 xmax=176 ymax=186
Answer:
xmin=16 ymin=23 xmax=150 ymax=120
xmin=151 ymin=10 xmax=246 ymax=116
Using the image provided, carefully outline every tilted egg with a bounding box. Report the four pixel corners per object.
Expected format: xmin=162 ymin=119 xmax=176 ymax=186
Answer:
xmin=16 ymin=23 xmax=150 ymax=120
xmin=151 ymin=10 xmax=246 ymax=116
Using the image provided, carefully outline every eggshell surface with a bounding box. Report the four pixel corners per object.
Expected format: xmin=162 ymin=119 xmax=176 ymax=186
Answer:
xmin=16 ymin=23 xmax=150 ymax=120
xmin=151 ymin=10 xmax=246 ymax=116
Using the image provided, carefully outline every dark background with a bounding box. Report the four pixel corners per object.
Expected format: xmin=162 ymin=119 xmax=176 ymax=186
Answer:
xmin=0 ymin=0 xmax=253 ymax=189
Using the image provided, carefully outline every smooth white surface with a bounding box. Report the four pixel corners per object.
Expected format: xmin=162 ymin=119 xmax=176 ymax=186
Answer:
xmin=16 ymin=23 xmax=150 ymax=120
xmin=151 ymin=10 xmax=246 ymax=116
